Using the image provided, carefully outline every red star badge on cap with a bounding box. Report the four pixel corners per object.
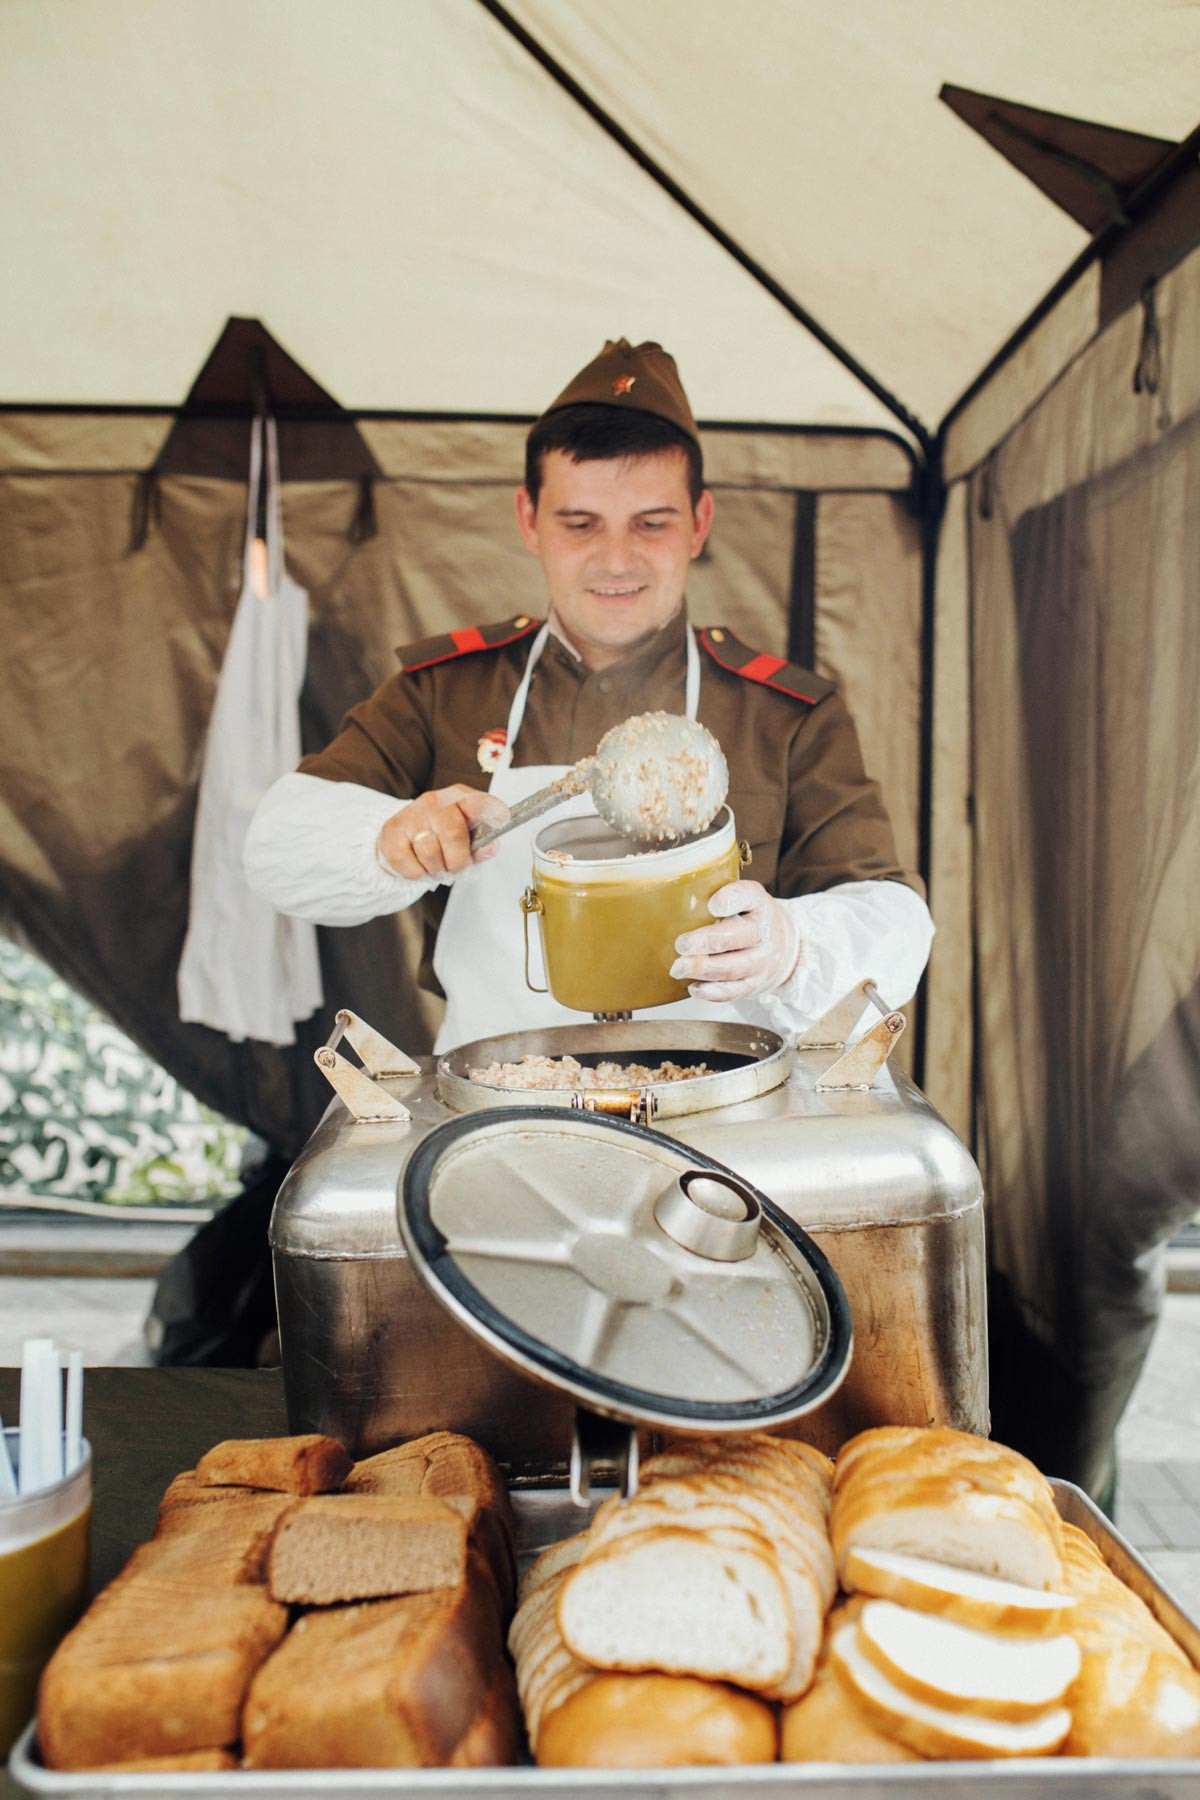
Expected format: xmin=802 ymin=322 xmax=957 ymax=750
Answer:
xmin=612 ymin=375 xmax=637 ymax=396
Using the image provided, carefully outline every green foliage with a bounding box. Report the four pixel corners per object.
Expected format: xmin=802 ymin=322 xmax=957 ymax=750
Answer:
xmin=0 ymin=939 xmax=247 ymax=1207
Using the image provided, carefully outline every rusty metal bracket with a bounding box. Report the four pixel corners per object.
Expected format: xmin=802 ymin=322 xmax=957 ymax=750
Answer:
xmin=815 ymin=1008 xmax=907 ymax=1091
xmin=313 ymin=1010 xmax=419 ymax=1124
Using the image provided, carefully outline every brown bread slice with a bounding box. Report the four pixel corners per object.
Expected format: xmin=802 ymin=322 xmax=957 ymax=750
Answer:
xmin=38 ymin=1571 xmax=286 ymax=1769
xmin=242 ymin=1553 xmax=502 ymax=1767
xmin=266 ymin=1495 xmax=469 ymax=1604
xmin=194 ymin=1434 xmax=351 ymax=1495
xmin=345 ymin=1434 xmax=516 ymax=1612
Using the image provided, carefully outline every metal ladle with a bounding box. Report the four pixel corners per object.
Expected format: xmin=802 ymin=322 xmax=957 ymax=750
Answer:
xmin=470 ymin=712 xmax=729 ymax=850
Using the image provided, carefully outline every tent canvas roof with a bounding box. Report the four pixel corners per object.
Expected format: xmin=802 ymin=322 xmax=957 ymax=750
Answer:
xmin=3 ymin=0 xmax=1197 ymax=436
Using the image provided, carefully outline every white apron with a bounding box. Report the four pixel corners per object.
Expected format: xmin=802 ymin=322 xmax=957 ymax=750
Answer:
xmin=433 ymin=623 xmax=721 ymax=1052
xmin=177 ymin=417 xmax=324 ymax=1045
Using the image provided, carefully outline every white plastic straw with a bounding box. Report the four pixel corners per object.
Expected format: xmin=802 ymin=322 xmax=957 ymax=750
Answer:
xmin=65 ymin=1351 xmax=84 ymax=1475
xmin=18 ymin=1336 xmax=62 ymax=1495
xmin=0 ymin=1409 xmax=16 ymax=1498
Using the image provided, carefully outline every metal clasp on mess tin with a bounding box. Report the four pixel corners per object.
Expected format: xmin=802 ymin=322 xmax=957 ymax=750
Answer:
xmin=519 ymin=887 xmax=548 ymax=994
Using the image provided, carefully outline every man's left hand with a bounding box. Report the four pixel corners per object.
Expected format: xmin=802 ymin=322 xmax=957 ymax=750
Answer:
xmin=670 ymin=880 xmax=801 ymax=1002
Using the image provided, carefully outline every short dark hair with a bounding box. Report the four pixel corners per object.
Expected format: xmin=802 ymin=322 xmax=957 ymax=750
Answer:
xmin=524 ymin=404 xmax=705 ymax=509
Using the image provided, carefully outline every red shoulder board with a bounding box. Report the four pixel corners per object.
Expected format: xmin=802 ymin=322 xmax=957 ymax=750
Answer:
xmin=698 ymin=628 xmax=833 ymax=705
xmin=397 ymin=615 xmax=542 ymax=673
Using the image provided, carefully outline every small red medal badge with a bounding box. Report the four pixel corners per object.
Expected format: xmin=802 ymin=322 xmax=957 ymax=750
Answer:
xmin=476 ymin=728 xmax=508 ymax=773
xmin=612 ymin=374 xmax=637 ymax=396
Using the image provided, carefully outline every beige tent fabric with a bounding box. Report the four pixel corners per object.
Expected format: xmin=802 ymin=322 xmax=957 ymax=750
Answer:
xmin=4 ymin=0 xmax=1197 ymax=429
xmin=968 ymin=243 xmax=1200 ymax=1493
xmin=507 ymin=0 xmax=1197 ymax=426
xmin=923 ymin=479 xmax=972 ymax=1139
xmin=0 ymin=422 xmax=923 ymax=1149
xmin=0 ymin=0 xmax=894 ymax=429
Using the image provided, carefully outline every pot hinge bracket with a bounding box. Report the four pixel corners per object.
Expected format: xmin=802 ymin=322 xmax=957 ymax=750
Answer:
xmin=801 ymin=980 xmax=908 ymax=1091
xmin=570 ymin=1088 xmax=657 ymax=1125
xmin=571 ymin=1408 xmax=639 ymax=1507
xmin=313 ymin=1009 xmax=420 ymax=1124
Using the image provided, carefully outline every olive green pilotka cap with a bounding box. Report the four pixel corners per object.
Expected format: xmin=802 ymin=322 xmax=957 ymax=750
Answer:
xmin=542 ymin=337 xmax=701 ymax=446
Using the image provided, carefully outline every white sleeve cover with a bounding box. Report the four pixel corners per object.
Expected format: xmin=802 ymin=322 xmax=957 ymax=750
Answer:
xmin=243 ymin=771 xmax=447 ymax=926
xmin=735 ymin=880 xmax=935 ymax=1039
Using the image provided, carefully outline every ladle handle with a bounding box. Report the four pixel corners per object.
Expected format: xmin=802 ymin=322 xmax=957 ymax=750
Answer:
xmin=469 ymin=759 xmax=595 ymax=851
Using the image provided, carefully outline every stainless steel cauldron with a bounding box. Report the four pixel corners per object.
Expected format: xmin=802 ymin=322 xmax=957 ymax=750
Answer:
xmin=271 ymin=1002 xmax=986 ymax=1477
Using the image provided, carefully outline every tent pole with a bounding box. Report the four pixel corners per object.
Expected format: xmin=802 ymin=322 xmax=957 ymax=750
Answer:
xmin=475 ymin=0 xmax=932 ymax=458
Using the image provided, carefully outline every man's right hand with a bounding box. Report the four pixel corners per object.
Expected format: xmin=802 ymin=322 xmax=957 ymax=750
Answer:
xmin=376 ymin=785 xmax=511 ymax=881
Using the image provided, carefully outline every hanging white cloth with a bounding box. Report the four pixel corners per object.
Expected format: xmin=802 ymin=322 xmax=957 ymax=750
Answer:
xmin=178 ymin=416 xmax=324 ymax=1044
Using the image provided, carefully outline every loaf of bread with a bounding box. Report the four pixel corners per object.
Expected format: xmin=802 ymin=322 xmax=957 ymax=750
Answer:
xmin=537 ymin=1673 xmax=778 ymax=1768
xmin=265 ymin=1494 xmax=469 ymax=1604
xmin=242 ymin=1551 xmax=502 ymax=1767
xmin=781 ymin=1601 xmax=924 ymax=1763
xmin=38 ymin=1569 xmax=286 ymax=1769
xmin=832 ymin=1426 xmax=1064 ymax=1590
xmin=447 ymin=1658 xmax=522 ymax=1768
xmin=89 ymin=1749 xmax=240 ymax=1772
xmin=149 ymin=1488 xmax=294 ymax=1584
xmin=344 ymin=1432 xmax=516 ymax=1613
xmin=842 ymin=1544 xmax=1072 ymax=1632
xmin=1059 ymin=1523 xmax=1200 ymax=1757
xmin=557 ymin=1433 xmax=834 ymax=1702
xmin=829 ymin=1616 xmax=1072 ymax=1758
xmin=194 ymin=1434 xmax=352 ymax=1495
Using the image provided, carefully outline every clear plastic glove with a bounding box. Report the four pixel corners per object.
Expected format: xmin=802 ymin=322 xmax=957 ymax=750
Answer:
xmin=377 ymin=784 xmax=511 ymax=882
xmin=670 ymin=879 xmax=802 ymax=1002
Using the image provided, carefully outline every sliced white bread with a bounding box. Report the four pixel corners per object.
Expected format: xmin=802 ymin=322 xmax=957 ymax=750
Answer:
xmin=642 ymin=1449 xmax=834 ymax=1574
xmin=516 ymin=1535 xmax=586 ymax=1609
xmin=855 ymin=1599 xmax=1081 ymax=1721
xmin=591 ymin=1483 xmax=824 ymax=1703
xmin=844 ymin=1546 xmax=1073 ymax=1632
xmin=781 ymin=1660 xmax=925 ymax=1763
xmin=507 ymin=1575 xmax=568 ymax=1664
xmin=829 ymin=1621 xmax=1071 ymax=1759
xmin=832 ymin=1482 xmax=1063 ymax=1591
xmin=558 ymin=1524 xmax=793 ymax=1691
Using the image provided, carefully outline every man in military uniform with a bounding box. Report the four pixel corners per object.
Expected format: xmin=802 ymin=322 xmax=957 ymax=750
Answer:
xmin=245 ymin=339 xmax=932 ymax=1051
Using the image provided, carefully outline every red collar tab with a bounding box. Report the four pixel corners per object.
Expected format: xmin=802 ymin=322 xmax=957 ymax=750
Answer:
xmin=397 ymin=615 xmax=542 ymax=673
xmin=698 ymin=628 xmax=832 ymax=706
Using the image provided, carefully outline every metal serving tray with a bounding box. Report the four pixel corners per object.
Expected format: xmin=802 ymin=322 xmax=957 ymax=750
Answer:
xmin=11 ymin=1481 xmax=1200 ymax=1800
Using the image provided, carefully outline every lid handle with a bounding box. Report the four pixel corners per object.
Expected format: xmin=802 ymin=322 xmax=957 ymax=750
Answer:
xmin=654 ymin=1171 xmax=762 ymax=1262
xmin=570 ymin=1408 xmax=639 ymax=1507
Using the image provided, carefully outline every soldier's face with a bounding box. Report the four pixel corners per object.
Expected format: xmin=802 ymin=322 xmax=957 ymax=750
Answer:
xmin=515 ymin=449 xmax=713 ymax=670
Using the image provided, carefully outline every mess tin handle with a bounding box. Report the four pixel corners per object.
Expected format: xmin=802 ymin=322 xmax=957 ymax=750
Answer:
xmin=519 ymin=888 xmax=549 ymax=994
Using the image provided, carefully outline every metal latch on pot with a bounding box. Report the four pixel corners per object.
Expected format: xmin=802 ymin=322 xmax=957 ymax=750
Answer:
xmin=798 ymin=980 xmax=907 ymax=1090
xmin=570 ymin=1088 xmax=657 ymax=1124
xmin=313 ymin=1009 xmax=421 ymax=1123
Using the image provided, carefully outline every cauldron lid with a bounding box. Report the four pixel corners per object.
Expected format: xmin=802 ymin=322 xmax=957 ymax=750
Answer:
xmin=397 ymin=1106 xmax=852 ymax=1432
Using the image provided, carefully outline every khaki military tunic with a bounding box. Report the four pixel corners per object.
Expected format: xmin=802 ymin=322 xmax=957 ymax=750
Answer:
xmin=299 ymin=609 xmax=921 ymax=996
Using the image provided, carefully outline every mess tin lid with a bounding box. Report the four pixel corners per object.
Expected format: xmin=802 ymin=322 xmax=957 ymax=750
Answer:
xmin=398 ymin=1107 xmax=852 ymax=1432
